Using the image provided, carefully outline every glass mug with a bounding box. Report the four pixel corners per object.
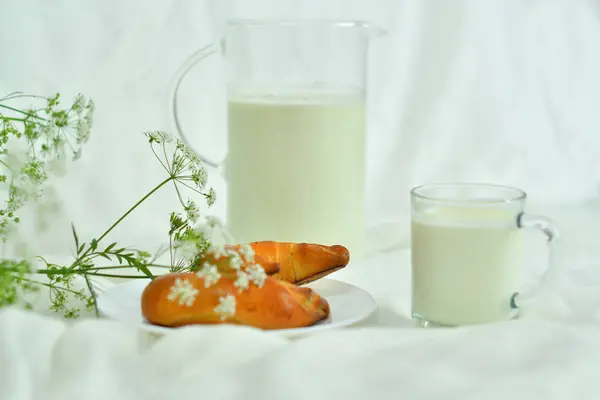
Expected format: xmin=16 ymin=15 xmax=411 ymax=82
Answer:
xmin=410 ymin=183 xmax=559 ymax=327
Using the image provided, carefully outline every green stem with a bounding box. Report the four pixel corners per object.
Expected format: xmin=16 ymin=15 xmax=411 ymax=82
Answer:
xmin=35 ymin=263 xmax=171 ymax=275
xmin=36 ymin=267 xmax=72 ymax=275
xmin=173 ymin=180 xmax=185 ymax=206
xmin=150 ymin=144 xmax=170 ymax=174
xmin=176 ymin=179 xmax=206 ymax=196
xmin=0 ymin=104 xmax=44 ymax=120
xmin=169 ymin=233 xmax=174 ymax=267
xmin=0 ymin=92 xmax=23 ymax=101
xmin=0 ymin=116 xmax=26 ymax=122
xmin=162 ymin=143 xmax=171 ymax=170
xmin=85 ymin=272 xmax=151 ymax=279
xmin=18 ymin=277 xmax=82 ymax=295
xmin=0 ymin=159 xmax=13 ymax=172
xmin=83 ymin=274 xmax=99 ymax=317
xmin=96 ymin=176 xmax=174 ymax=243
xmin=0 ymin=93 xmax=47 ymax=102
xmin=89 ymin=264 xmax=172 ymax=271
xmin=180 ymin=158 xmax=194 ymax=172
xmin=67 ymin=176 xmax=174 ymax=272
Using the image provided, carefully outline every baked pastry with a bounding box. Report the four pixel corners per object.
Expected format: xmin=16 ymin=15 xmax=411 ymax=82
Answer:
xmin=226 ymin=241 xmax=350 ymax=285
xmin=141 ymin=244 xmax=330 ymax=330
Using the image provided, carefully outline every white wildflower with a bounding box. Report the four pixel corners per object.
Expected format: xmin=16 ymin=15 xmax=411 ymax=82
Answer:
xmin=191 ymin=166 xmax=208 ymax=190
xmin=238 ymin=244 xmax=255 ymax=263
xmin=196 ymin=262 xmax=221 ymax=287
xmin=228 ymin=250 xmax=244 ymax=270
xmin=233 ymin=271 xmax=250 ymax=292
xmin=85 ymin=99 xmax=95 ymax=119
xmin=145 ymin=130 xmax=172 ymax=144
xmin=40 ymin=121 xmax=59 ymax=139
xmin=75 ymin=118 xmax=92 ymax=144
xmin=72 ymin=93 xmax=86 ymax=114
xmin=214 ymin=294 xmax=236 ymax=320
xmin=206 ymin=187 xmax=216 ymax=206
xmin=167 ymin=277 xmax=198 ymax=307
xmin=246 ymin=264 xmax=267 ymax=288
xmin=183 ymin=147 xmax=201 ymax=166
xmin=177 ymin=241 xmax=198 ymax=262
xmin=184 ymin=199 xmax=199 ymax=223
xmin=208 ymin=245 xmax=229 ymax=259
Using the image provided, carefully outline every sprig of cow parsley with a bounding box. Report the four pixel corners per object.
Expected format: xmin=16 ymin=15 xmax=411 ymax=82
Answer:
xmin=0 ymin=92 xmax=217 ymax=318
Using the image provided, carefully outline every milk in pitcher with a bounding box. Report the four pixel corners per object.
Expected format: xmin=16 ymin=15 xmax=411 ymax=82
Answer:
xmin=226 ymin=91 xmax=366 ymax=256
xmin=411 ymin=206 xmax=524 ymax=325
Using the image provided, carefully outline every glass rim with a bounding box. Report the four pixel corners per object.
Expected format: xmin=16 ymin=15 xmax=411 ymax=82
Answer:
xmin=410 ymin=182 xmax=527 ymax=204
xmin=225 ymin=19 xmax=387 ymax=37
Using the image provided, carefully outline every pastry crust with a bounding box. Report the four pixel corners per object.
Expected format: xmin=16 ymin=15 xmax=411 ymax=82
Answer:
xmin=228 ymin=241 xmax=350 ymax=285
xmin=141 ymin=272 xmax=330 ymax=330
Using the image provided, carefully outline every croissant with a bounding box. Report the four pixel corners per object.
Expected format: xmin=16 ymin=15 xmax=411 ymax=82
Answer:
xmin=142 ymin=245 xmax=330 ymax=330
xmin=227 ymin=241 xmax=350 ymax=285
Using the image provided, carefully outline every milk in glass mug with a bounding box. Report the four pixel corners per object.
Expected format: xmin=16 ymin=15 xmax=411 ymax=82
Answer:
xmin=410 ymin=183 xmax=559 ymax=327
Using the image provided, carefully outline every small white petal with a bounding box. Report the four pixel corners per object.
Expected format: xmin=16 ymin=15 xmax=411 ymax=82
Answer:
xmin=196 ymin=262 xmax=221 ymax=287
xmin=177 ymin=241 xmax=199 ymax=262
xmin=246 ymin=264 xmax=267 ymax=288
xmin=228 ymin=250 xmax=244 ymax=270
xmin=238 ymin=244 xmax=255 ymax=262
xmin=233 ymin=271 xmax=250 ymax=292
xmin=208 ymin=245 xmax=229 ymax=259
xmin=214 ymin=294 xmax=236 ymax=320
xmin=167 ymin=278 xmax=199 ymax=307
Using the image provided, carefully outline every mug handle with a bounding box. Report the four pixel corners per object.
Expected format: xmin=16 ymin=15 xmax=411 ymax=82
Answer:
xmin=168 ymin=40 xmax=224 ymax=169
xmin=510 ymin=212 xmax=561 ymax=311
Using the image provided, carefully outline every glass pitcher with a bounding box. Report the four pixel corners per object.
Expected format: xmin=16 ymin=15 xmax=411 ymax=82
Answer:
xmin=170 ymin=19 xmax=385 ymax=258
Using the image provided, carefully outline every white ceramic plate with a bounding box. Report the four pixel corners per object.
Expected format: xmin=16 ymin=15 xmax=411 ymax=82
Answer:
xmin=97 ymin=278 xmax=377 ymax=337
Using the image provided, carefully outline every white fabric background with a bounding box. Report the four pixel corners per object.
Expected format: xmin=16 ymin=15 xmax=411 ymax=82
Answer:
xmin=2 ymin=0 xmax=600 ymax=399
xmin=2 ymin=0 xmax=600 ymax=255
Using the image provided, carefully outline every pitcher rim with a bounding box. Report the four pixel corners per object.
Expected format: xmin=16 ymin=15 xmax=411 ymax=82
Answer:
xmin=225 ymin=18 xmax=386 ymax=35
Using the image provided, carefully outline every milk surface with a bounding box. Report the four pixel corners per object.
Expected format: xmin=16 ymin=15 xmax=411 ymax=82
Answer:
xmin=411 ymin=206 xmax=523 ymax=325
xmin=226 ymin=92 xmax=366 ymax=257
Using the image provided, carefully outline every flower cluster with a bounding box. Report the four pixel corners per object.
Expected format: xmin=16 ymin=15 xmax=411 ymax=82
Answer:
xmin=144 ymin=131 xmax=213 ymax=201
xmin=145 ymin=131 xmax=219 ymax=273
xmin=0 ymin=92 xmax=94 ymax=241
xmin=167 ymin=277 xmax=199 ymax=307
xmin=214 ymin=295 xmax=236 ymax=320
xmin=206 ymin=244 xmax=267 ymax=290
xmin=196 ymin=262 xmax=221 ymax=288
xmin=0 ymin=91 xmax=223 ymax=319
xmin=166 ymin=244 xmax=269 ymax=320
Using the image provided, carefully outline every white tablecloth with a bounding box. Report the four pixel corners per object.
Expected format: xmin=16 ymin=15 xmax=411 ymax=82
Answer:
xmin=3 ymin=202 xmax=600 ymax=400
xmin=3 ymin=0 xmax=600 ymax=398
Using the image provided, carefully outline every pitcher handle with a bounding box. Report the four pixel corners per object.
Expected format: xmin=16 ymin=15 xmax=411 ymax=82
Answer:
xmin=169 ymin=41 xmax=223 ymax=168
xmin=510 ymin=212 xmax=561 ymax=313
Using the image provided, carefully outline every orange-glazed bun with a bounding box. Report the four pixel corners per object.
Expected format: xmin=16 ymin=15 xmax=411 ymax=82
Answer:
xmin=141 ymin=272 xmax=329 ymax=330
xmin=142 ymin=242 xmax=332 ymax=330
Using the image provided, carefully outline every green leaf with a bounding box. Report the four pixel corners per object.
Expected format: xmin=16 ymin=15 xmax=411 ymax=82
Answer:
xmin=71 ymin=223 xmax=80 ymax=251
xmin=136 ymin=263 xmax=154 ymax=279
xmin=104 ymin=242 xmax=116 ymax=252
